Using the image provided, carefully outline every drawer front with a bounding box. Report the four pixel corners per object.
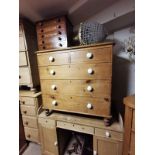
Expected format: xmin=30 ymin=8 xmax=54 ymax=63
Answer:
xmin=95 ymin=128 xmax=123 ymax=141
xmin=42 ymin=95 xmax=111 ymax=117
xmin=22 ymin=116 xmax=38 ymax=128
xmin=36 ymin=17 xmax=66 ymax=28
xmin=19 ymin=67 xmax=31 ymax=85
xmin=37 ymin=52 xmax=69 ymax=66
xmin=38 ymin=35 xmax=67 ymax=45
xmin=39 ymin=63 xmax=112 ymax=80
xmin=20 ymin=105 xmax=36 ymax=116
xmin=38 ymin=118 xmax=56 ymax=128
xmin=19 ymin=51 xmax=28 ymax=66
xmin=19 ymin=97 xmax=36 ymax=106
xmin=37 ymin=24 xmax=66 ymax=35
xmin=57 ymin=121 xmax=94 ymax=135
xmin=41 ymin=79 xmax=111 ymax=98
xmin=19 ymin=36 xmax=26 ymax=51
xmin=71 ymin=47 xmax=112 ymax=63
xmin=38 ymin=41 xmax=67 ymax=50
xmin=24 ymin=127 xmax=39 ymax=143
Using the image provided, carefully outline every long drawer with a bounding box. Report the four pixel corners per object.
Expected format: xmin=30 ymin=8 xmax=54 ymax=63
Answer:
xmin=57 ymin=121 xmax=94 ymax=135
xmin=24 ymin=127 xmax=39 ymax=143
xmin=71 ymin=46 xmax=112 ymax=63
xmin=42 ymin=95 xmax=111 ymax=117
xmin=41 ymin=79 xmax=111 ymax=98
xmin=39 ymin=63 xmax=112 ymax=80
xmin=19 ymin=67 xmax=31 ymax=85
xmin=22 ymin=116 xmax=38 ymax=128
xmin=20 ymin=105 xmax=36 ymax=116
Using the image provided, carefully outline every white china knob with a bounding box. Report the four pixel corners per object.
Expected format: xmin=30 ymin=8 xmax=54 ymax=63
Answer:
xmin=50 ymin=70 xmax=55 ymax=75
xmin=52 ymin=100 xmax=57 ymax=106
xmin=87 ymin=85 xmax=93 ymax=92
xmin=87 ymin=68 xmax=94 ymax=74
xmin=93 ymin=150 xmax=97 ymax=155
xmin=105 ymin=131 xmax=111 ymax=138
xmin=49 ymin=56 xmax=55 ymax=62
xmin=51 ymin=85 xmax=57 ymax=90
xmin=54 ymin=141 xmax=58 ymax=146
xmin=86 ymin=52 xmax=93 ymax=59
xmin=87 ymin=103 xmax=93 ymax=109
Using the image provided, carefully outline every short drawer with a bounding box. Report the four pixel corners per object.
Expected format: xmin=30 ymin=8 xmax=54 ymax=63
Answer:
xmin=20 ymin=105 xmax=36 ymax=116
xmin=71 ymin=46 xmax=112 ymax=63
xmin=24 ymin=127 xmax=39 ymax=143
xmin=41 ymin=79 xmax=111 ymax=98
xmin=19 ymin=97 xmax=36 ymax=106
xmin=19 ymin=67 xmax=31 ymax=85
xmin=38 ymin=41 xmax=67 ymax=50
xmin=38 ymin=118 xmax=56 ymax=128
xmin=19 ymin=36 xmax=26 ymax=51
xmin=19 ymin=51 xmax=28 ymax=66
xmin=95 ymin=128 xmax=123 ymax=141
xmin=42 ymin=95 xmax=111 ymax=117
xmin=22 ymin=116 xmax=38 ymax=128
xmin=57 ymin=121 xmax=94 ymax=135
xmin=37 ymin=52 xmax=69 ymax=66
xmin=39 ymin=63 xmax=112 ymax=80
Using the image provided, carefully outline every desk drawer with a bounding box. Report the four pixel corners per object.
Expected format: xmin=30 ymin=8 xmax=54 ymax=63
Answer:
xmin=24 ymin=127 xmax=39 ymax=143
xmin=19 ymin=67 xmax=31 ymax=85
xmin=39 ymin=63 xmax=112 ymax=80
xmin=19 ymin=52 xmax=28 ymax=66
xmin=41 ymin=79 xmax=111 ymax=98
xmin=95 ymin=128 xmax=123 ymax=141
xmin=57 ymin=121 xmax=94 ymax=135
xmin=22 ymin=116 xmax=38 ymax=128
xmin=19 ymin=97 xmax=36 ymax=106
xmin=20 ymin=105 xmax=36 ymax=116
xmin=37 ymin=52 xmax=69 ymax=66
xmin=42 ymin=95 xmax=111 ymax=117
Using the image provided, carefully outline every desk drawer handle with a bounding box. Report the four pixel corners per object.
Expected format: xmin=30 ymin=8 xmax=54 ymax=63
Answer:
xmin=105 ymin=131 xmax=111 ymax=138
xmin=87 ymin=85 xmax=93 ymax=92
xmin=52 ymin=100 xmax=57 ymax=106
xmin=87 ymin=68 xmax=94 ymax=74
xmin=27 ymin=134 xmax=31 ymax=138
xmin=50 ymin=70 xmax=56 ymax=75
xmin=25 ymin=121 xmax=28 ymax=125
xmin=86 ymin=52 xmax=93 ymax=59
xmin=49 ymin=56 xmax=55 ymax=62
xmin=87 ymin=103 xmax=93 ymax=109
xmin=23 ymin=111 xmax=27 ymax=114
xmin=51 ymin=85 xmax=57 ymax=90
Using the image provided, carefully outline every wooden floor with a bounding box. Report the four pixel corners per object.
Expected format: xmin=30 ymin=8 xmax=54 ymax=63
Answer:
xmin=22 ymin=142 xmax=41 ymax=155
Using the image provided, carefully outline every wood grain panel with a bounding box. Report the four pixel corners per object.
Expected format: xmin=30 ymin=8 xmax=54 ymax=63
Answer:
xmin=37 ymin=52 xmax=69 ymax=66
xmin=42 ymin=95 xmax=111 ymax=117
xmin=39 ymin=63 xmax=112 ymax=80
xmin=41 ymin=79 xmax=111 ymax=98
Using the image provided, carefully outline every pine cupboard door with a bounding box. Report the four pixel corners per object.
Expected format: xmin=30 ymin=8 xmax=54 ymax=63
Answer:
xmin=38 ymin=118 xmax=58 ymax=155
xmin=93 ymin=136 xmax=123 ymax=155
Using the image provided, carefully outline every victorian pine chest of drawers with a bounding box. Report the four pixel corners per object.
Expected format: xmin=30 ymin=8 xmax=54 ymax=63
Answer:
xmin=36 ymin=16 xmax=73 ymax=50
xmin=37 ymin=42 xmax=113 ymax=119
xmin=19 ymin=90 xmax=42 ymax=143
xmin=19 ymin=19 xmax=40 ymax=89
